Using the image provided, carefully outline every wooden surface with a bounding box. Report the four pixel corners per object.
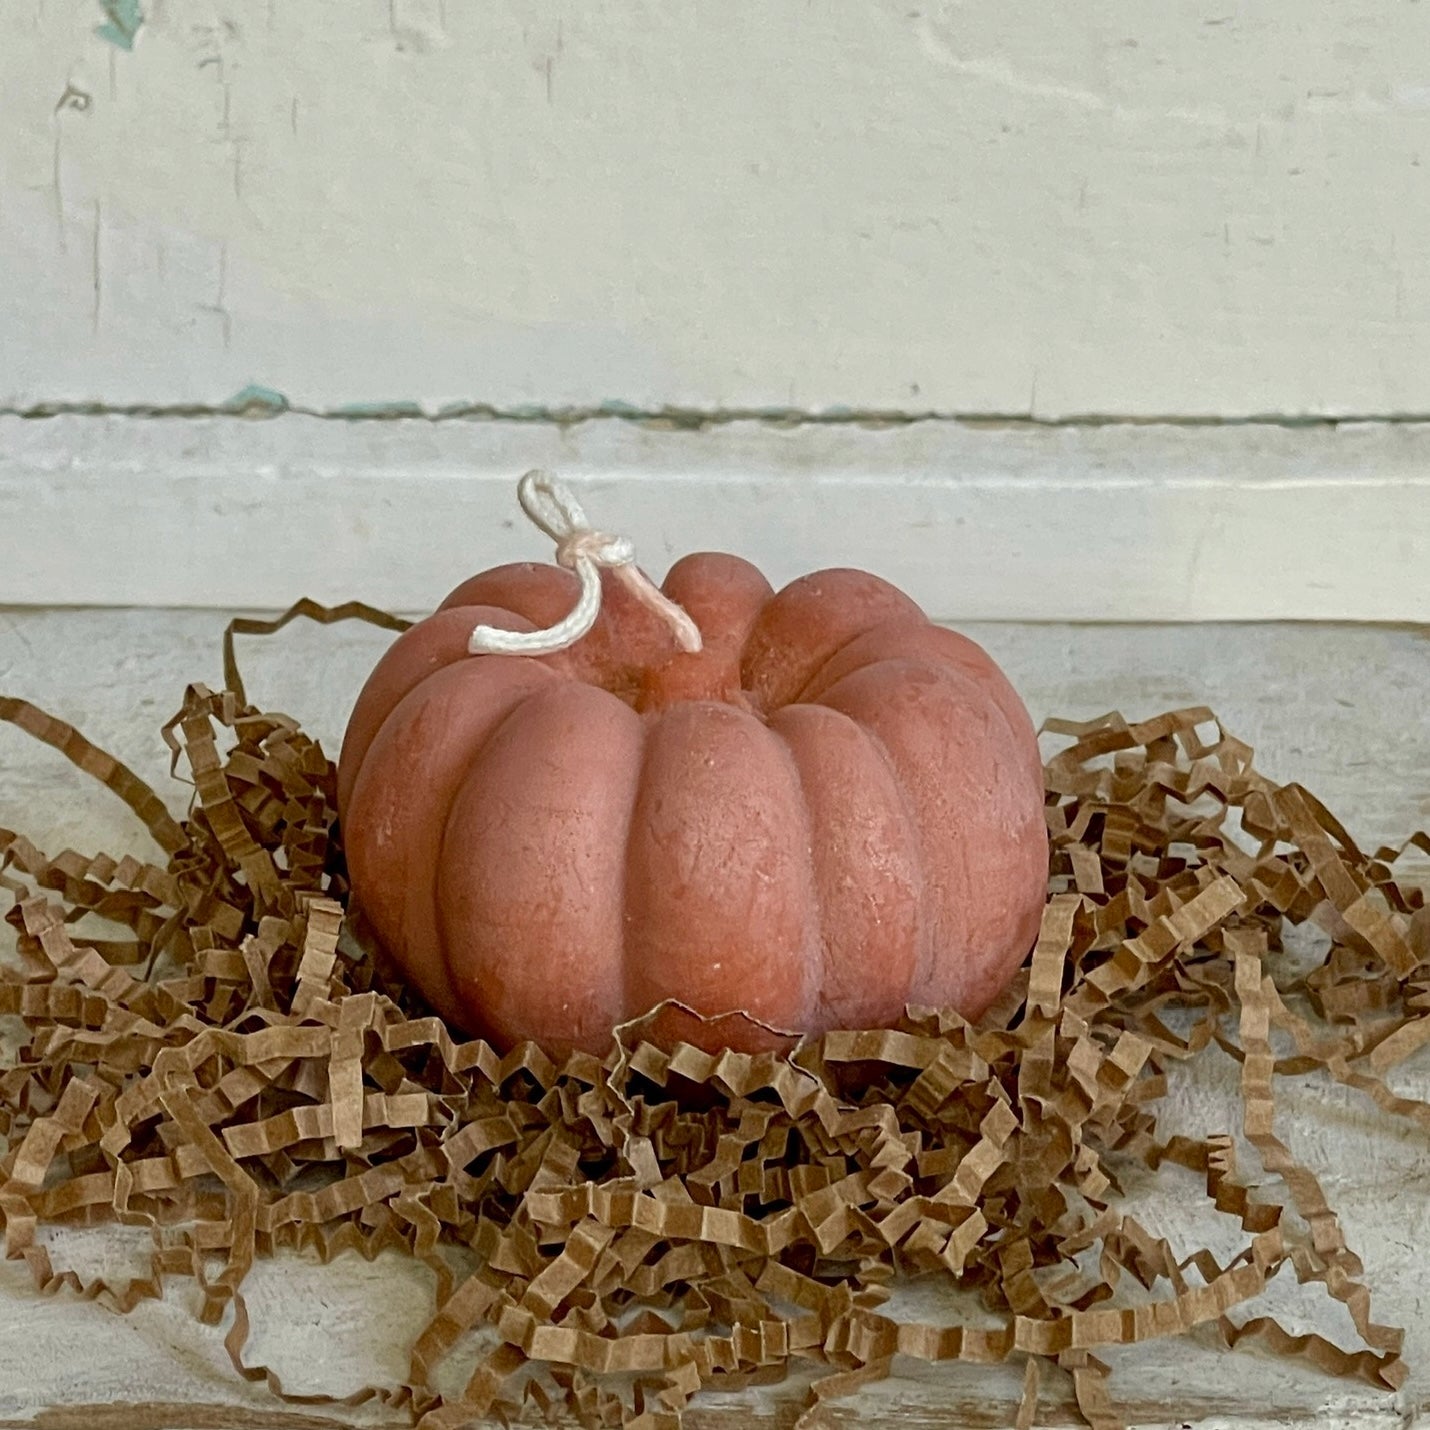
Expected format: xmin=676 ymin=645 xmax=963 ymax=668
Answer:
xmin=0 ymin=609 xmax=1426 ymax=1429
xmin=3 ymin=415 xmax=1428 ymax=622
xmin=4 ymin=2 xmax=1430 ymax=418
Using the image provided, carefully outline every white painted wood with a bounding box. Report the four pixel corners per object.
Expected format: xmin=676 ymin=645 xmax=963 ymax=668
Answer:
xmin=2 ymin=415 xmax=1428 ymax=621
xmin=5 ymin=2 xmax=1430 ymax=417
xmin=0 ymin=611 xmax=1426 ymax=1427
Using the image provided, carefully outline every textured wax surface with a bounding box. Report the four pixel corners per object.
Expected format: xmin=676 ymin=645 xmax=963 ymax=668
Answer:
xmin=338 ymin=556 xmax=1047 ymax=1053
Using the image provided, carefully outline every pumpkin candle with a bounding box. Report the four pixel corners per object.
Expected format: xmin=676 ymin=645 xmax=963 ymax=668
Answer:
xmin=338 ymin=472 xmax=1048 ymax=1055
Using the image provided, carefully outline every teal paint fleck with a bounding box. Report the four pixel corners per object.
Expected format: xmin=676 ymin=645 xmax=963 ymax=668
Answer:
xmin=222 ymin=384 xmax=290 ymax=415
xmin=597 ymin=399 xmax=644 ymax=418
xmin=94 ymin=0 xmax=143 ymax=49
xmin=332 ymin=400 xmax=425 ymax=419
xmin=436 ymin=400 xmax=546 ymax=420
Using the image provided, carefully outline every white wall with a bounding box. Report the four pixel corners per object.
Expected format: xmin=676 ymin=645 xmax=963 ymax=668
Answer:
xmin=1 ymin=3 xmax=1427 ymax=615
xmin=7 ymin=0 xmax=1430 ymax=417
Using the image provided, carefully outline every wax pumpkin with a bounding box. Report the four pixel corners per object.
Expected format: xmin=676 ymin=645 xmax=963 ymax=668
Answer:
xmin=338 ymin=542 xmax=1047 ymax=1055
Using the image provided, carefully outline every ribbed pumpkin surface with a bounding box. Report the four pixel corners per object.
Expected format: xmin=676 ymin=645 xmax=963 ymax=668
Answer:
xmin=338 ymin=556 xmax=1047 ymax=1053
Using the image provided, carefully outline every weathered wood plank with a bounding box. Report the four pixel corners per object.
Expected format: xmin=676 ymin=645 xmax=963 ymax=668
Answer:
xmin=2 ymin=416 xmax=1427 ymax=621
xmin=0 ymin=612 xmax=1425 ymax=1428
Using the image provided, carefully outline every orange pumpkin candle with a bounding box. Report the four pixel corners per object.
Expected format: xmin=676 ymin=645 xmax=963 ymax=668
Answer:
xmin=338 ymin=472 xmax=1047 ymax=1055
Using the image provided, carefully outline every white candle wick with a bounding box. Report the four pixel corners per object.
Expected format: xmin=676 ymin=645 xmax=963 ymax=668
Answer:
xmin=468 ymin=471 xmax=704 ymax=658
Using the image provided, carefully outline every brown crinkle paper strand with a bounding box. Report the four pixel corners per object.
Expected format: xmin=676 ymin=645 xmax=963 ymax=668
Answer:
xmin=2 ymin=600 xmax=1429 ymax=1430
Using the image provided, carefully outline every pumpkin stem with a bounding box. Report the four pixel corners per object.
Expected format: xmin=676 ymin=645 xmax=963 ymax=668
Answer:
xmin=468 ymin=471 xmax=704 ymax=658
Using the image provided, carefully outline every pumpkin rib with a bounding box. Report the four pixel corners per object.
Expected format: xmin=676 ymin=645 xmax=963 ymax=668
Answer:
xmin=764 ymin=713 xmax=828 ymax=1027
xmin=434 ymin=669 xmax=597 ymax=1029
xmin=802 ymin=622 xmax=1047 ymax=867
xmin=617 ymin=721 xmax=652 ymax=1029
xmin=436 ymin=681 xmax=641 ymax=1052
xmin=816 ymin=655 xmax=1039 ymax=1015
xmin=799 ymin=619 xmax=1039 ymax=782
xmin=812 ymin=703 xmax=932 ymax=1015
xmin=336 ymin=604 xmax=550 ymax=817
xmin=430 ymin=677 xmax=584 ymax=1037
xmin=782 ymin=613 xmax=931 ymax=712
xmin=921 ymin=657 xmax=1044 ymax=1016
xmin=661 ymin=553 xmax=774 ymax=632
xmin=739 ymin=569 xmax=924 ymax=713
xmin=839 ymin=679 xmax=973 ymax=1010
xmin=621 ymin=702 xmax=816 ymax=1036
xmin=345 ymin=659 xmax=562 ymax=1026
xmin=437 ymin=561 xmax=580 ymax=620
xmin=770 ymin=703 xmax=922 ymax=1031
xmin=640 ymin=553 xmax=773 ymax=714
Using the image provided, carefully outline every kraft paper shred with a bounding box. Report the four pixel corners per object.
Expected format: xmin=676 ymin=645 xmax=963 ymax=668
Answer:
xmin=1 ymin=600 xmax=1427 ymax=1430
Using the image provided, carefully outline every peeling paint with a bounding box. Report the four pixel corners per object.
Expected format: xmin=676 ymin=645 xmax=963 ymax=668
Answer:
xmin=4 ymin=400 xmax=1429 ymax=433
xmin=222 ymin=384 xmax=290 ymax=415
xmin=596 ymin=399 xmax=644 ymax=418
xmin=94 ymin=0 xmax=143 ymax=50
xmin=331 ymin=400 xmax=426 ymax=419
